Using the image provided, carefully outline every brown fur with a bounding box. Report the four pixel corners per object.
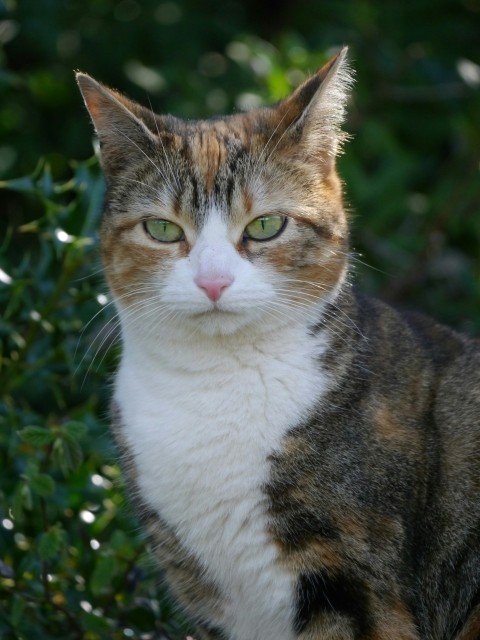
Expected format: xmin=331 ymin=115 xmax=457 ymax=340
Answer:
xmin=455 ymin=606 xmax=480 ymax=640
xmin=77 ymin=49 xmax=480 ymax=640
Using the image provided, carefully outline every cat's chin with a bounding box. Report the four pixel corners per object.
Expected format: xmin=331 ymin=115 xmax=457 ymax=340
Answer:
xmin=187 ymin=309 xmax=256 ymax=337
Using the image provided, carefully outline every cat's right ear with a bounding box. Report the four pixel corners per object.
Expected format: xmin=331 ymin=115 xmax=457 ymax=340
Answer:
xmin=271 ymin=47 xmax=353 ymax=171
xmin=76 ymin=72 xmax=157 ymax=181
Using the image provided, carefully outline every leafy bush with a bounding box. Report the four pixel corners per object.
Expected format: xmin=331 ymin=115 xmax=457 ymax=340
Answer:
xmin=0 ymin=160 xmax=190 ymax=638
xmin=1 ymin=1 xmax=479 ymax=638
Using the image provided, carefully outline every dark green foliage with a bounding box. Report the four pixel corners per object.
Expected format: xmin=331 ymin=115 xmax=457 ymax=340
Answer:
xmin=0 ymin=0 xmax=479 ymax=637
xmin=0 ymin=160 xmax=188 ymax=638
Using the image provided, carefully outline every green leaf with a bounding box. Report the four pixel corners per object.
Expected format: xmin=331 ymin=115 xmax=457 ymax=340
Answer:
xmin=110 ymin=529 xmax=136 ymax=560
xmin=10 ymin=594 xmax=26 ymax=628
xmin=18 ymin=426 xmax=54 ymax=447
xmin=37 ymin=163 xmax=54 ymax=197
xmin=64 ymin=432 xmax=84 ymax=462
xmin=29 ymin=472 xmax=55 ymax=497
xmin=12 ymin=482 xmax=33 ymax=520
xmin=63 ymin=420 xmax=87 ymax=439
xmin=53 ymin=436 xmax=82 ymax=476
xmin=90 ymin=553 xmax=117 ymax=596
xmin=0 ymin=175 xmax=36 ymax=193
xmin=38 ymin=525 xmax=65 ymax=561
xmin=21 ymin=482 xmax=33 ymax=510
xmin=81 ymin=611 xmax=114 ymax=633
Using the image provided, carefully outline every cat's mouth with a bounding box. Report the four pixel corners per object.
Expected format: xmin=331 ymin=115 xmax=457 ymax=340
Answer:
xmin=186 ymin=305 xmax=252 ymax=336
xmin=192 ymin=307 xmax=238 ymax=318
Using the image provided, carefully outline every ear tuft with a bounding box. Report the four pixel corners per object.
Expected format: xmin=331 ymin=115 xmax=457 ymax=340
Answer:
xmin=274 ymin=47 xmax=354 ymax=166
xmin=311 ymin=46 xmax=354 ymax=150
xmin=76 ymin=72 xmax=111 ymax=127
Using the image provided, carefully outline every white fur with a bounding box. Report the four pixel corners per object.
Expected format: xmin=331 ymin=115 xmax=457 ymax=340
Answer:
xmin=114 ymin=215 xmax=334 ymax=640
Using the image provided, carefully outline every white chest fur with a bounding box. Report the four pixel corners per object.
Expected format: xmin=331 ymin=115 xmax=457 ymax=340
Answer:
xmin=115 ymin=324 xmax=330 ymax=640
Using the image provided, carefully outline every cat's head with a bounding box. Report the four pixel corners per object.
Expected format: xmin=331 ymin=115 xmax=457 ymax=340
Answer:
xmin=77 ymin=48 xmax=352 ymax=338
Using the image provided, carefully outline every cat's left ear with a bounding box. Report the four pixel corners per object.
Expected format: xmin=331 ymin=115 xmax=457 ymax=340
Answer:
xmin=76 ymin=72 xmax=158 ymax=181
xmin=276 ymin=47 xmax=353 ymax=168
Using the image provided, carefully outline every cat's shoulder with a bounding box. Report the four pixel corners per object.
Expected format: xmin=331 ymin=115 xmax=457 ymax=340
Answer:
xmin=352 ymin=289 xmax=479 ymax=362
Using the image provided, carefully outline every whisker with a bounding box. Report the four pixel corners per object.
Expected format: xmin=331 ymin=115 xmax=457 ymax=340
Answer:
xmin=146 ymin=94 xmax=182 ymax=193
xmin=76 ymin=289 xmax=168 ymax=377
xmin=246 ymin=105 xmax=294 ymax=194
xmin=78 ymin=314 xmax=121 ymax=385
xmin=123 ymin=176 xmax=162 ymax=197
xmin=106 ymin=124 xmax=174 ymax=192
xmin=80 ymin=296 xmax=176 ymax=385
xmin=75 ymin=284 xmax=168 ymax=363
xmin=74 ymin=298 xmax=117 ymax=365
xmin=73 ymin=266 xmax=105 ymax=282
xmin=275 ymin=281 xmax=365 ymax=338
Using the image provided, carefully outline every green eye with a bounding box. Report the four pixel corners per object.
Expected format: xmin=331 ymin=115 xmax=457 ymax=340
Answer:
xmin=244 ymin=215 xmax=287 ymax=241
xmin=144 ymin=219 xmax=184 ymax=243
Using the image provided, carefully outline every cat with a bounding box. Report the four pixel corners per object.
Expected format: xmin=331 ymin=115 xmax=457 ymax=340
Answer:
xmin=76 ymin=47 xmax=480 ymax=640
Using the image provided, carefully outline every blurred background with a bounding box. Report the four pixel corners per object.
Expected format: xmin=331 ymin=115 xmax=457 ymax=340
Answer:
xmin=0 ymin=0 xmax=479 ymax=638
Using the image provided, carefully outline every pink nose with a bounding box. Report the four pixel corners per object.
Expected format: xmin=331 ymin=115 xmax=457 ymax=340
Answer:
xmin=195 ymin=275 xmax=233 ymax=302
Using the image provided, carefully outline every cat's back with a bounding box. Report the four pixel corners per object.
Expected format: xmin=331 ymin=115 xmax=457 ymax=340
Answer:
xmin=342 ymin=291 xmax=480 ymax=483
xmin=329 ymin=292 xmax=480 ymax=638
xmin=346 ymin=291 xmax=480 ymax=398
xmin=259 ymin=291 xmax=480 ymax=640
xmin=398 ymin=310 xmax=480 ymax=638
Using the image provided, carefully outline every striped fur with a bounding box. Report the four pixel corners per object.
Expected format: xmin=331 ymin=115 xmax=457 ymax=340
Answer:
xmin=77 ymin=49 xmax=480 ymax=639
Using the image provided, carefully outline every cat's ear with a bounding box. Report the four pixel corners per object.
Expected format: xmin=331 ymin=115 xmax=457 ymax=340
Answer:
xmin=275 ymin=47 xmax=353 ymax=169
xmin=76 ymin=72 xmax=158 ymax=180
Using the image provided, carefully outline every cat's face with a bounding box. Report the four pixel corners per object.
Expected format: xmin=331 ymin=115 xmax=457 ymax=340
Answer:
xmin=77 ymin=49 xmax=351 ymax=337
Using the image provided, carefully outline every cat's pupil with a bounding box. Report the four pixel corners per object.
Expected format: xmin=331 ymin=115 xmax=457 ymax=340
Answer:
xmin=144 ymin=219 xmax=184 ymax=243
xmin=244 ymin=215 xmax=286 ymax=241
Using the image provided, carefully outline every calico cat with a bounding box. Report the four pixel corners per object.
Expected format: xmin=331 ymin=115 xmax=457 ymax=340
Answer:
xmin=76 ymin=48 xmax=480 ymax=640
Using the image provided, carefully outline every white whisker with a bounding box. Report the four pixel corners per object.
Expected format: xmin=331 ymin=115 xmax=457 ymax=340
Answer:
xmin=246 ymin=106 xmax=294 ymax=195
xmin=107 ymin=124 xmax=174 ymax=193
xmin=146 ymin=95 xmax=182 ymax=193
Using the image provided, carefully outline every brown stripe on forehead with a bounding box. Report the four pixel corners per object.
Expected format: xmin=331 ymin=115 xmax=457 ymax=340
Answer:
xmin=183 ymin=119 xmax=249 ymax=194
xmin=187 ymin=125 xmax=229 ymax=193
xmin=187 ymin=116 xmax=254 ymax=166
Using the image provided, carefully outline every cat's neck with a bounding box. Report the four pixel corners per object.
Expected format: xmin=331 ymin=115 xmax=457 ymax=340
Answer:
xmin=116 ymin=291 xmax=347 ymax=375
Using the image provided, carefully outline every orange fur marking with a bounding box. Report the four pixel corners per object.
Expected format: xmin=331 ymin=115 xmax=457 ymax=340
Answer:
xmin=455 ymin=605 xmax=480 ymax=639
xmin=373 ymin=404 xmax=422 ymax=453
xmin=190 ymin=126 xmax=229 ymax=193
